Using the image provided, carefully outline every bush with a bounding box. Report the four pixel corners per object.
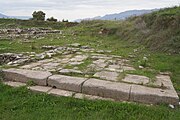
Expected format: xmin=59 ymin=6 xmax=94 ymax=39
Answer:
xmin=47 ymin=17 xmax=58 ymax=22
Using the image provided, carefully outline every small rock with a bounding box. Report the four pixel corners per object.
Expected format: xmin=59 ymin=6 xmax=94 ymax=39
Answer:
xmin=169 ymin=104 xmax=175 ymax=109
xmin=42 ymin=45 xmax=57 ymax=50
xmin=81 ymin=46 xmax=90 ymax=49
xmin=46 ymin=53 xmax=54 ymax=58
xmin=128 ymin=54 xmax=135 ymax=58
xmin=96 ymin=50 xmax=104 ymax=54
xmin=69 ymin=43 xmax=81 ymax=47
xmin=139 ymin=65 xmax=144 ymax=69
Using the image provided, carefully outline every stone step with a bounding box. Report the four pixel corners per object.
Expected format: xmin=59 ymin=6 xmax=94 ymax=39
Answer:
xmin=3 ymin=81 xmax=113 ymax=101
xmin=2 ymin=69 xmax=179 ymax=105
xmin=48 ymin=75 xmax=88 ymax=92
xmin=130 ymin=84 xmax=179 ymax=105
xmin=3 ymin=68 xmax=52 ymax=86
xmin=3 ymin=81 xmax=26 ymax=87
xmin=82 ymin=78 xmax=131 ymax=101
xmin=82 ymin=79 xmax=179 ymax=105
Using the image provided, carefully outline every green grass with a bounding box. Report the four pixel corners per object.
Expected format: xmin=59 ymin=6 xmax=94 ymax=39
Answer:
xmin=0 ymin=82 xmax=180 ymax=120
xmin=77 ymin=58 xmax=93 ymax=71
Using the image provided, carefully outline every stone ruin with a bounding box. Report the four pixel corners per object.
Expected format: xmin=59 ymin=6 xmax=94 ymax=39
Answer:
xmin=1 ymin=43 xmax=179 ymax=106
xmin=0 ymin=28 xmax=62 ymax=39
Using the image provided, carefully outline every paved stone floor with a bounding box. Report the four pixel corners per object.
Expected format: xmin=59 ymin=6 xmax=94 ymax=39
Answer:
xmin=2 ymin=44 xmax=180 ymax=105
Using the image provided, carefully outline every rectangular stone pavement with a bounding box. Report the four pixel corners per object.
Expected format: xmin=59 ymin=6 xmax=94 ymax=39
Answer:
xmin=3 ymin=68 xmax=52 ymax=86
xmin=82 ymin=78 xmax=131 ymax=101
xmin=48 ymin=75 xmax=88 ymax=92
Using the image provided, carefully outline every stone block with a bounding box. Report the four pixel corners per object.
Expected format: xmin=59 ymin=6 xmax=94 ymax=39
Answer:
xmin=74 ymin=93 xmax=114 ymax=101
xmin=48 ymin=89 xmax=74 ymax=97
xmin=48 ymin=75 xmax=87 ymax=92
xmin=130 ymin=85 xmax=179 ymax=105
xmin=82 ymin=78 xmax=131 ymax=101
xmin=3 ymin=81 xmax=26 ymax=87
xmin=3 ymin=68 xmax=52 ymax=86
xmin=28 ymin=86 xmax=52 ymax=93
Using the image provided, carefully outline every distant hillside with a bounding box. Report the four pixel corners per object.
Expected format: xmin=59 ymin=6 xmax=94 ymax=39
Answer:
xmin=76 ymin=9 xmax=157 ymax=22
xmin=0 ymin=13 xmax=30 ymax=20
xmin=9 ymin=16 xmax=31 ymax=20
xmin=0 ymin=13 xmax=8 ymax=18
xmin=98 ymin=9 xmax=157 ymax=20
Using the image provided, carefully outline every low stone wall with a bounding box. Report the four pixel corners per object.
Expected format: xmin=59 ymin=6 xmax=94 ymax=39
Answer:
xmin=2 ymin=68 xmax=179 ymax=105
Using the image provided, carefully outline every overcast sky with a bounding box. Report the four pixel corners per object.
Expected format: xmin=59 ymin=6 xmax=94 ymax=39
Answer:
xmin=0 ymin=0 xmax=179 ymax=21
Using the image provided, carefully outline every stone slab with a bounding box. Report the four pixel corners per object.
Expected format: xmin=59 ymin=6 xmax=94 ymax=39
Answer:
xmin=130 ymin=85 xmax=179 ymax=105
xmin=28 ymin=86 xmax=52 ymax=93
xmin=20 ymin=62 xmax=42 ymax=69
xmin=37 ymin=59 xmax=54 ymax=63
xmin=48 ymin=89 xmax=74 ymax=97
xmin=82 ymin=78 xmax=131 ymax=101
xmin=3 ymin=81 xmax=26 ymax=87
xmin=93 ymin=71 xmax=119 ymax=81
xmin=69 ymin=61 xmax=84 ymax=65
xmin=59 ymin=69 xmax=83 ymax=75
xmin=122 ymin=74 xmax=150 ymax=85
xmin=122 ymin=66 xmax=135 ymax=71
xmin=70 ymin=55 xmax=88 ymax=62
xmin=93 ymin=59 xmax=107 ymax=68
xmin=74 ymin=93 xmax=114 ymax=101
xmin=48 ymin=75 xmax=87 ymax=92
xmin=3 ymin=68 xmax=52 ymax=86
xmin=108 ymin=64 xmax=120 ymax=69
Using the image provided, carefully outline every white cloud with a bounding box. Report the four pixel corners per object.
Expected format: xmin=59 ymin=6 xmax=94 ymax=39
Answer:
xmin=0 ymin=0 xmax=179 ymax=21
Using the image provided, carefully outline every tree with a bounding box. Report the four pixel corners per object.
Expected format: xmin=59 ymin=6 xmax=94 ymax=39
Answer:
xmin=62 ymin=19 xmax=69 ymax=22
xmin=47 ymin=17 xmax=57 ymax=22
xmin=32 ymin=11 xmax=46 ymax=21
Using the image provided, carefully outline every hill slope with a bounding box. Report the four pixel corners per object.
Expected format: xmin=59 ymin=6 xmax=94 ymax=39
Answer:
xmin=124 ymin=6 xmax=180 ymax=54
